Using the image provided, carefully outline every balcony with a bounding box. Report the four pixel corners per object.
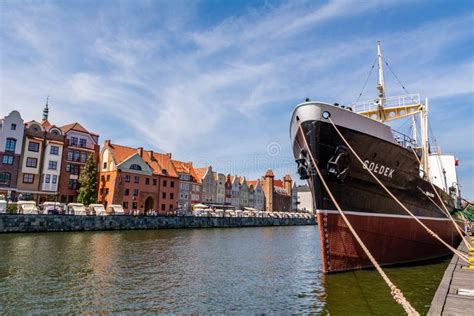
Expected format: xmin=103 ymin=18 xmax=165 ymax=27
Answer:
xmin=68 ymin=141 xmax=96 ymax=150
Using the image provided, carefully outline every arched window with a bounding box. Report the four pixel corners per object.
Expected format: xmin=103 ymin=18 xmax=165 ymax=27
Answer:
xmin=5 ymin=138 xmax=16 ymax=152
xmin=0 ymin=172 xmax=11 ymax=185
xmin=130 ymin=164 xmax=142 ymax=171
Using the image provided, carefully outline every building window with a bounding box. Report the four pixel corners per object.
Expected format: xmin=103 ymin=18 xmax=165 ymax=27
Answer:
xmin=125 ymin=175 xmax=130 ymax=183
xmin=124 ymin=188 xmax=129 ymax=196
xmin=50 ymin=146 xmax=59 ymax=155
xmin=130 ymin=164 xmax=142 ymax=171
xmin=170 ymin=193 xmax=174 ymax=199
xmin=162 ymin=192 xmax=166 ymax=199
xmin=0 ymin=172 xmax=11 ymax=185
xmin=81 ymin=152 xmax=87 ymax=163
xmin=28 ymin=141 xmax=40 ymax=152
xmin=2 ymin=155 xmax=13 ymax=165
xmin=52 ymin=175 xmax=57 ymax=184
xmin=170 ymin=181 xmax=174 ymax=188
xmin=161 ymin=204 xmax=165 ymax=211
xmin=74 ymin=150 xmax=80 ymax=162
xmin=153 ymin=179 xmax=157 ymax=186
xmin=106 ymin=174 xmax=110 ymax=181
xmin=103 ymin=162 xmax=107 ymax=169
xmin=105 ymin=188 xmax=109 ymax=194
xmin=11 ymin=123 xmax=16 ymax=130
xmin=79 ymin=138 xmax=87 ymax=148
xmin=169 ymin=205 xmax=173 ymax=211
xmin=68 ymin=179 xmax=78 ymax=189
xmin=70 ymin=137 xmax=78 ymax=146
xmin=48 ymin=161 xmax=57 ymax=170
xmin=123 ymin=202 xmax=128 ymax=209
xmin=145 ymin=178 xmax=150 ymax=185
xmin=163 ymin=180 xmax=167 ymax=187
xmin=132 ymin=202 xmax=138 ymax=209
xmin=26 ymin=157 xmax=38 ymax=168
xmin=23 ymin=173 xmax=34 ymax=183
xmin=67 ymin=149 xmax=73 ymax=161
xmin=99 ymin=188 xmax=104 ymax=195
xmin=134 ymin=176 xmax=139 ymax=184
xmin=133 ymin=189 xmax=138 ymax=196
xmin=5 ymin=138 xmax=17 ymax=152
xmin=45 ymin=174 xmax=51 ymax=183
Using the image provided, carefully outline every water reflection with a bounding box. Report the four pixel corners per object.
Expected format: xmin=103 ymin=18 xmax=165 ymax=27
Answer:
xmin=0 ymin=227 xmax=446 ymax=314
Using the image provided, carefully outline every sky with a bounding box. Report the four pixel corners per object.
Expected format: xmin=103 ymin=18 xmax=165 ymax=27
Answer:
xmin=1 ymin=0 xmax=473 ymax=198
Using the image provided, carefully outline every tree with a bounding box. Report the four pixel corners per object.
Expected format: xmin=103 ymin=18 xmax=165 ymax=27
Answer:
xmin=77 ymin=153 xmax=98 ymax=206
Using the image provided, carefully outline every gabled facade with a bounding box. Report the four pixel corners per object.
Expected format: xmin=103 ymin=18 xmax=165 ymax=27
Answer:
xmin=16 ymin=119 xmax=65 ymax=203
xmin=98 ymin=141 xmax=179 ymax=215
xmin=231 ymin=175 xmax=240 ymax=207
xmin=195 ymin=166 xmax=215 ymax=204
xmin=247 ymin=179 xmax=264 ymax=210
xmin=0 ymin=110 xmax=24 ymax=200
xmin=224 ymin=174 xmax=232 ymax=205
xmin=58 ymin=122 xmax=100 ymax=203
xmin=214 ymin=172 xmax=225 ymax=204
xmin=172 ymin=160 xmax=201 ymax=212
xmin=239 ymin=177 xmax=249 ymax=208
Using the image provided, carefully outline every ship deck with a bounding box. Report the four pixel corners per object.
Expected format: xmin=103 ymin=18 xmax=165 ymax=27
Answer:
xmin=428 ymin=239 xmax=473 ymax=315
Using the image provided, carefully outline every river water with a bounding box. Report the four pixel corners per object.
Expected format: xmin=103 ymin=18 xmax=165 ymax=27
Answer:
xmin=0 ymin=226 xmax=447 ymax=315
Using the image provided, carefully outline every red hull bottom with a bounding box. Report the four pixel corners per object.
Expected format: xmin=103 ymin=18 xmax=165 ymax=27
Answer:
xmin=317 ymin=210 xmax=462 ymax=273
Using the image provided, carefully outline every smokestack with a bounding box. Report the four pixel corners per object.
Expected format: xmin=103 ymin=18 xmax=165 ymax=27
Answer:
xmin=149 ymin=150 xmax=154 ymax=160
xmin=137 ymin=147 xmax=143 ymax=157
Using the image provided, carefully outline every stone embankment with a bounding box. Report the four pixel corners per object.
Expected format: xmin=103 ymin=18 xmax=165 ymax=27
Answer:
xmin=0 ymin=214 xmax=316 ymax=233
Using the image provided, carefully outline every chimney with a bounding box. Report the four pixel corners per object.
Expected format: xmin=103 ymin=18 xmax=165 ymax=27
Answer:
xmin=105 ymin=139 xmax=111 ymax=147
xmin=167 ymin=153 xmax=172 ymax=159
xmin=149 ymin=150 xmax=154 ymax=160
xmin=137 ymin=147 xmax=143 ymax=157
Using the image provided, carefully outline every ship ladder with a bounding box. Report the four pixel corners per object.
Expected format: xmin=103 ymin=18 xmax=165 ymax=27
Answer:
xmin=326 ymin=117 xmax=469 ymax=263
xmin=410 ymin=147 xmax=472 ymax=249
xmin=297 ymin=124 xmax=420 ymax=316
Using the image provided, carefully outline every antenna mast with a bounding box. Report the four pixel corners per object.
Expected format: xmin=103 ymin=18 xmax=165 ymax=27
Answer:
xmin=376 ymin=41 xmax=386 ymax=121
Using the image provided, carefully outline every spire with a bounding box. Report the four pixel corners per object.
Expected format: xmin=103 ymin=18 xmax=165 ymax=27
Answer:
xmin=42 ymin=96 xmax=49 ymax=121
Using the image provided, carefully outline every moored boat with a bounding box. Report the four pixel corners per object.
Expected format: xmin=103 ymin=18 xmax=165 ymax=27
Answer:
xmin=290 ymin=42 xmax=463 ymax=273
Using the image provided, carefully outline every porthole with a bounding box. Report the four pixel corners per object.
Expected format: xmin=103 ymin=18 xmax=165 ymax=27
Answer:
xmin=322 ymin=111 xmax=331 ymax=119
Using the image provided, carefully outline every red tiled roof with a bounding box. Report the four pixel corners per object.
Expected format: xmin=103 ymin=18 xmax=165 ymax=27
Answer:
xmin=194 ymin=167 xmax=208 ymax=182
xmin=143 ymin=150 xmax=178 ymax=177
xmin=60 ymin=122 xmax=99 ymax=136
xmin=274 ymin=179 xmax=284 ymax=189
xmin=246 ymin=180 xmax=257 ymax=189
xmin=108 ymin=143 xmax=138 ymax=165
xmin=41 ymin=119 xmax=52 ymax=129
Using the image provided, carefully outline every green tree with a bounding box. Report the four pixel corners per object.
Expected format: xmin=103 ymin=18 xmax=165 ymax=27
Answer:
xmin=77 ymin=153 xmax=98 ymax=206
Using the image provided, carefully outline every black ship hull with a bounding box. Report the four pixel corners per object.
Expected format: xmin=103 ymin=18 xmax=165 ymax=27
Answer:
xmin=290 ymin=102 xmax=462 ymax=272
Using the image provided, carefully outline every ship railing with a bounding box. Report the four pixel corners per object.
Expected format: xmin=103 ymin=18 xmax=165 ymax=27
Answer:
xmin=352 ymin=93 xmax=421 ymax=113
xmin=392 ymin=129 xmax=417 ymax=149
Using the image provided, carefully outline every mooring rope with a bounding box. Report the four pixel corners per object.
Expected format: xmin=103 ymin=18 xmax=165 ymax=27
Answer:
xmin=410 ymin=147 xmax=471 ymax=246
xmin=297 ymin=124 xmax=420 ymax=316
xmin=327 ymin=117 xmax=469 ymax=263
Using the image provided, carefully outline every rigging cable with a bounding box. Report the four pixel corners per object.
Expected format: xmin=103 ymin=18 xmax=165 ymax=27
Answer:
xmin=354 ymin=57 xmax=377 ymax=104
xmin=383 ymin=57 xmax=410 ymax=95
xmin=296 ymin=124 xmax=419 ymax=316
xmin=326 ymin=117 xmax=469 ymax=262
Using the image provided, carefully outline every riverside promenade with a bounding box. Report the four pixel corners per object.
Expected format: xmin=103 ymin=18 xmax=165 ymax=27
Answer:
xmin=428 ymin=240 xmax=474 ymax=315
xmin=0 ymin=214 xmax=315 ymax=233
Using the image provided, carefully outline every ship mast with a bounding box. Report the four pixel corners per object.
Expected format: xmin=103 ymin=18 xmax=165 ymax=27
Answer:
xmin=376 ymin=41 xmax=386 ymax=122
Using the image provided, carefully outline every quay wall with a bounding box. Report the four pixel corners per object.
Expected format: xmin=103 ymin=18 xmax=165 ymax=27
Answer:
xmin=0 ymin=214 xmax=316 ymax=233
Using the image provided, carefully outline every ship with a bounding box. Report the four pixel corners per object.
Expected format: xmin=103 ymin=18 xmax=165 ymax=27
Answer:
xmin=290 ymin=42 xmax=463 ymax=273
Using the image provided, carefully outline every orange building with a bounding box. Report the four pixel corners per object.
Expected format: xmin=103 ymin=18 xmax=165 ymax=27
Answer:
xmin=97 ymin=140 xmax=179 ymax=215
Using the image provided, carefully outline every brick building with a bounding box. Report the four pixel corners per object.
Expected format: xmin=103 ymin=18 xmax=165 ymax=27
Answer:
xmin=0 ymin=110 xmax=24 ymax=200
xmin=98 ymin=141 xmax=179 ymax=215
xmin=261 ymin=169 xmax=293 ymax=212
xmin=16 ymin=119 xmax=65 ymax=203
xmin=58 ymin=122 xmax=100 ymax=203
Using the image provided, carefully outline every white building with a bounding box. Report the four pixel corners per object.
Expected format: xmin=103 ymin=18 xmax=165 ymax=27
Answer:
xmin=297 ymin=185 xmax=314 ymax=213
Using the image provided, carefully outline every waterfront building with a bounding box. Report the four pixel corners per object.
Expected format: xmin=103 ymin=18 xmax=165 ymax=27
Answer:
xmin=224 ymin=174 xmax=232 ymax=205
xmin=214 ymin=172 xmax=225 ymax=205
xmin=230 ymin=175 xmax=240 ymax=207
xmin=58 ymin=122 xmax=100 ymax=203
xmin=171 ymin=160 xmax=201 ymax=212
xmin=195 ymin=166 xmax=216 ymax=204
xmin=0 ymin=110 xmax=24 ymax=200
xmin=16 ymin=119 xmax=65 ymax=202
xmin=261 ymin=169 xmax=293 ymax=212
xmin=98 ymin=141 xmax=179 ymax=215
xmin=292 ymin=182 xmax=298 ymax=210
xmin=247 ymin=179 xmax=264 ymax=210
xmin=239 ymin=177 xmax=249 ymax=208
xmin=296 ymin=185 xmax=313 ymax=213
xmin=248 ymin=182 xmax=255 ymax=208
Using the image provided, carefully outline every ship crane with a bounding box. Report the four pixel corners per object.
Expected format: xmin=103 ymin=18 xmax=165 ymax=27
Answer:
xmin=352 ymin=42 xmax=430 ymax=180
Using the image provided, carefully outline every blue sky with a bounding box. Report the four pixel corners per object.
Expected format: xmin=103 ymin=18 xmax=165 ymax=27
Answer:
xmin=1 ymin=0 xmax=473 ymax=198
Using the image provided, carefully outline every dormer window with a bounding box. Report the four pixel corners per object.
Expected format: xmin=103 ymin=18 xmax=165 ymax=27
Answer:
xmin=130 ymin=164 xmax=142 ymax=171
